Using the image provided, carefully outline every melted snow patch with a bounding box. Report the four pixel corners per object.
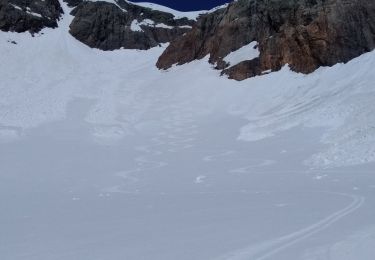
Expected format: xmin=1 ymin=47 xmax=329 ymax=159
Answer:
xmin=130 ymin=19 xmax=190 ymax=31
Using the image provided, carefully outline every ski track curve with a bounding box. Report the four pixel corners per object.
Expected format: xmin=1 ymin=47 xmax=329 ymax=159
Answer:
xmin=203 ymin=150 xmax=237 ymax=162
xmin=218 ymin=192 xmax=365 ymax=260
xmin=228 ymin=159 xmax=277 ymax=173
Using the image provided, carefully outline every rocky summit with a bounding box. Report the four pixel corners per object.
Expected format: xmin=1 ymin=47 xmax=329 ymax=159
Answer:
xmin=157 ymin=0 xmax=375 ymax=80
xmin=1 ymin=0 xmax=375 ymax=79
xmin=0 ymin=0 xmax=195 ymax=50
xmin=0 ymin=0 xmax=63 ymax=33
xmin=69 ymin=0 xmax=195 ymax=50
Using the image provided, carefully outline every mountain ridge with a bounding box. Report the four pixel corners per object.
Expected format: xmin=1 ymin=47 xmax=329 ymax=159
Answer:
xmin=157 ymin=0 xmax=375 ymax=80
xmin=1 ymin=0 xmax=375 ymax=79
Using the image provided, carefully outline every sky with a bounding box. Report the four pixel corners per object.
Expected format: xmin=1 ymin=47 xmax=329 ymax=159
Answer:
xmin=131 ymin=0 xmax=232 ymax=11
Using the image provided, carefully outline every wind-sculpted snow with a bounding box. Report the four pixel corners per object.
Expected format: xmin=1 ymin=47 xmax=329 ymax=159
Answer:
xmin=1 ymin=3 xmax=375 ymax=260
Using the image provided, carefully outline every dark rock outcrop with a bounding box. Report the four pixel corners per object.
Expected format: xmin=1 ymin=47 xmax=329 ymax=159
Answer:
xmin=157 ymin=0 xmax=375 ymax=80
xmin=63 ymin=0 xmax=83 ymax=8
xmin=63 ymin=0 xmax=84 ymax=7
xmin=0 ymin=0 xmax=63 ymax=33
xmin=69 ymin=0 xmax=196 ymax=50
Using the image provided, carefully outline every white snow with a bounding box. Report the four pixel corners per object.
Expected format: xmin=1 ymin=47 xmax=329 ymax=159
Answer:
xmin=26 ymin=7 xmax=43 ymax=18
xmin=1 ymin=6 xmax=375 ymax=167
xmin=89 ymin=0 xmax=127 ymax=12
xmin=10 ymin=4 xmax=22 ymax=11
xmin=1 ymin=2 xmax=375 ymax=260
xmin=127 ymin=0 xmax=207 ymax=20
xmin=223 ymin=41 xmax=260 ymax=66
xmin=130 ymin=19 xmax=143 ymax=31
xmin=130 ymin=19 xmax=190 ymax=32
xmin=303 ymin=226 xmax=375 ymax=260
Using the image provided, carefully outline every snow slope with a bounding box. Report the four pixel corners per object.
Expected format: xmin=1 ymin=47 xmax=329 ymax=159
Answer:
xmin=1 ymin=9 xmax=375 ymax=167
xmin=0 ymin=2 xmax=375 ymax=260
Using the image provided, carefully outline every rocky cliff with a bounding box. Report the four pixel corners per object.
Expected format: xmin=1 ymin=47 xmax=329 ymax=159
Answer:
xmin=2 ymin=0 xmax=375 ymax=79
xmin=157 ymin=0 xmax=375 ymax=80
xmin=69 ymin=0 xmax=196 ymax=50
xmin=0 ymin=0 xmax=63 ymax=33
xmin=0 ymin=0 xmax=196 ymax=50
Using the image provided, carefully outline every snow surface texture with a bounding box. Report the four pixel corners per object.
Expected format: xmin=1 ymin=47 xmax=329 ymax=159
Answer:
xmin=1 ymin=10 xmax=375 ymax=167
xmin=0 ymin=2 xmax=375 ymax=260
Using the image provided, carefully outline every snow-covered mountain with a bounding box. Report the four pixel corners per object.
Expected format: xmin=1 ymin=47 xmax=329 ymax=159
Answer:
xmin=1 ymin=0 xmax=375 ymax=166
xmin=1 ymin=1 xmax=375 ymax=260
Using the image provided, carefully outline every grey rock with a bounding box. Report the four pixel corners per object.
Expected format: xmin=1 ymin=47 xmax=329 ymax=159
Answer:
xmin=0 ymin=0 xmax=63 ymax=33
xmin=69 ymin=0 xmax=195 ymax=50
xmin=63 ymin=0 xmax=83 ymax=8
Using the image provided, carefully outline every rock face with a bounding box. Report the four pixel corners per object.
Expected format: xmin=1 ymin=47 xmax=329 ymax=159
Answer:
xmin=0 ymin=0 xmax=63 ymax=33
xmin=69 ymin=0 xmax=196 ymax=50
xmin=63 ymin=0 xmax=82 ymax=8
xmin=157 ymin=0 xmax=375 ymax=80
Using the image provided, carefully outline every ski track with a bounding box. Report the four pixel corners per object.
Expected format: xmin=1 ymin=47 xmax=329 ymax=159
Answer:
xmin=219 ymin=192 xmax=365 ymax=260
xmin=228 ymin=159 xmax=276 ymax=173
xmin=109 ymin=103 xmax=367 ymax=259
xmin=203 ymin=150 xmax=237 ymax=162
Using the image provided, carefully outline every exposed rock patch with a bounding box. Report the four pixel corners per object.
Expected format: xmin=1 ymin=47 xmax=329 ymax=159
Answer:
xmin=157 ymin=0 xmax=375 ymax=80
xmin=0 ymin=0 xmax=63 ymax=33
xmin=63 ymin=0 xmax=82 ymax=8
xmin=69 ymin=0 xmax=196 ymax=50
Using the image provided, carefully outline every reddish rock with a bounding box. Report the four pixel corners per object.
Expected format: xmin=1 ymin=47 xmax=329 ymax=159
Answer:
xmin=157 ymin=0 xmax=375 ymax=80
